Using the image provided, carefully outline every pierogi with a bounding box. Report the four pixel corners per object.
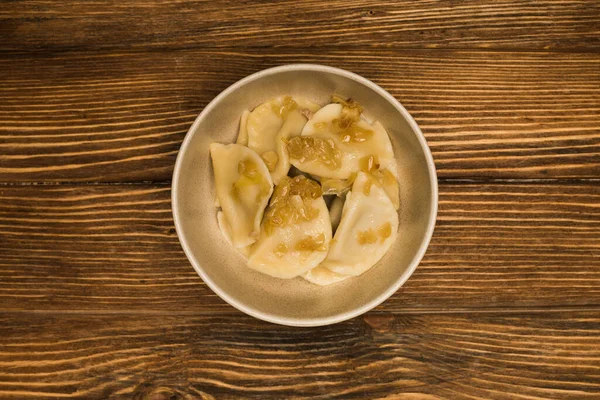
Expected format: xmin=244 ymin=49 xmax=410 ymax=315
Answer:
xmin=210 ymin=95 xmax=400 ymax=285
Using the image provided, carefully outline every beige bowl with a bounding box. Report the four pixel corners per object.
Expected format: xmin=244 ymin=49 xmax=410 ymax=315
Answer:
xmin=172 ymin=64 xmax=437 ymax=326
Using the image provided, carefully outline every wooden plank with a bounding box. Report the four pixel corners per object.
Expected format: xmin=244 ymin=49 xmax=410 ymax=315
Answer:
xmin=1 ymin=0 xmax=599 ymax=52
xmin=0 ymin=311 xmax=598 ymax=399
xmin=0 ymin=183 xmax=598 ymax=313
xmin=1 ymin=49 xmax=599 ymax=182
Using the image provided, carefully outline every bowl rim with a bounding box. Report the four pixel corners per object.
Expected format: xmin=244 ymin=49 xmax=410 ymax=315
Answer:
xmin=172 ymin=63 xmax=438 ymax=326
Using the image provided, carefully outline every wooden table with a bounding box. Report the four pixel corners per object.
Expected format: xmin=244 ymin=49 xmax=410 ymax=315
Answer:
xmin=1 ymin=1 xmax=599 ymax=398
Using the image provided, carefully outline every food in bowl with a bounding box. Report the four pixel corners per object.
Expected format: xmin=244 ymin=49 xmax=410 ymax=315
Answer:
xmin=210 ymin=95 xmax=400 ymax=285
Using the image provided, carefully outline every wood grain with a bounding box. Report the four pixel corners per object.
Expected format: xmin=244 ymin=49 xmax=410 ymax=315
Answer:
xmin=1 ymin=49 xmax=599 ymax=182
xmin=2 ymin=1 xmax=599 ymax=398
xmin=1 ymin=0 xmax=599 ymax=52
xmin=0 ymin=311 xmax=598 ymax=399
xmin=0 ymin=183 xmax=597 ymax=313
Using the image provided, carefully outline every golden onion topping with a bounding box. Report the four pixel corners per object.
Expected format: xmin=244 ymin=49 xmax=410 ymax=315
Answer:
xmin=357 ymin=222 xmax=393 ymax=245
xmin=357 ymin=228 xmax=378 ymax=245
xmin=261 ymin=151 xmax=278 ymax=172
xmin=313 ymin=121 xmax=328 ymax=131
xmin=331 ymin=94 xmax=363 ymax=114
xmin=263 ymin=176 xmax=323 ymax=235
xmin=295 ymin=233 xmax=327 ymax=252
xmin=274 ymin=242 xmax=288 ymax=257
xmin=378 ymin=222 xmax=392 ymax=241
xmin=359 ymin=154 xmax=380 ymax=173
xmin=330 ymin=95 xmax=373 ymax=143
xmin=231 ymin=158 xmax=270 ymax=199
xmin=238 ymin=158 xmax=260 ymax=179
xmin=287 ymin=136 xmax=342 ymax=170
xmin=270 ymin=96 xmax=298 ymax=119
xmin=320 ymin=174 xmax=356 ymax=195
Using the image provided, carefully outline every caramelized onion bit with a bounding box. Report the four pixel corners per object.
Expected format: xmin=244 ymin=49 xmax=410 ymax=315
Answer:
xmin=313 ymin=122 xmax=328 ymax=131
xmin=321 ymin=174 xmax=356 ymax=195
xmin=331 ymin=95 xmax=363 ymax=114
xmin=261 ymin=151 xmax=278 ymax=172
xmin=378 ymin=222 xmax=392 ymax=241
xmin=231 ymin=158 xmax=270 ymax=199
xmin=238 ymin=158 xmax=260 ymax=179
xmin=382 ymin=169 xmax=396 ymax=185
xmin=270 ymin=96 xmax=298 ymax=119
xmin=359 ymin=155 xmax=380 ymax=173
xmin=287 ymin=136 xmax=342 ymax=170
xmin=330 ymin=95 xmax=373 ymax=143
xmin=357 ymin=228 xmax=378 ymax=245
xmin=301 ymin=109 xmax=314 ymax=120
xmin=274 ymin=242 xmax=288 ymax=257
xmin=295 ymin=233 xmax=327 ymax=252
xmin=357 ymin=222 xmax=393 ymax=245
xmin=263 ymin=176 xmax=323 ymax=235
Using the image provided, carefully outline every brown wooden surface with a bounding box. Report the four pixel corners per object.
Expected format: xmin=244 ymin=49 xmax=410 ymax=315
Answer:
xmin=1 ymin=311 xmax=599 ymax=399
xmin=1 ymin=49 xmax=599 ymax=182
xmin=0 ymin=183 xmax=598 ymax=313
xmin=2 ymin=0 xmax=599 ymax=52
xmin=1 ymin=1 xmax=599 ymax=399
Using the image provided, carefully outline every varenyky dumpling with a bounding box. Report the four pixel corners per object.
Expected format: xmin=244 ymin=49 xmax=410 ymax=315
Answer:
xmin=300 ymin=191 xmax=348 ymax=286
xmin=302 ymin=265 xmax=348 ymax=286
xmin=210 ymin=143 xmax=273 ymax=248
xmin=321 ymin=172 xmax=399 ymax=277
xmin=211 ymin=95 xmax=401 ymax=285
xmin=287 ymin=96 xmax=395 ymax=180
xmin=317 ymin=154 xmax=400 ymax=210
xmin=236 ymin=110 xmax=250 ymax=146
xmin=357 ymin=154 xmax=401 ymax=210
xmin=245 ymin=96 xmax=321 ymax=185
xmin=216 ymin=211 xmax=251 ymax=259
xmin=248 ymin=175 xmax=332 ymax=279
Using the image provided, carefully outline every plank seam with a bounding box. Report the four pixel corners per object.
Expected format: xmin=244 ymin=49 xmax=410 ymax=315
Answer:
xmin=1 ymin=305 xmax=599 ymax=316
xmin=1 ymin=45 xmax=599 ymax=56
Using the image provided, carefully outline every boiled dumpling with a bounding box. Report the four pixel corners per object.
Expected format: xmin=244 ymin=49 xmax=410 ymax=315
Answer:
xmin=236 ymin=110 xmax=250 ymax=146
xmin=357 ymin=154 xmax=401 ymax=210
xmin=303 ymin=192 xmax=351 ymax=286
xmin=321 ymin=172 xmax=399 ymax=276
xmin=374 ymin=167 xmax=400 ymax=210
xmin=246 ymin=96 xmax=321 ymax=184
xmin=287 ymin=97 xmax=395 ymax=180
xmin=302 ymin=265 xmax=349 ymax=286
xmin=210 ymin=143 xmax=273 ymax=248
xmin=216 ymin=211 xmax=251 ymax=259
xmin=248 ymin=176 xmax=332 ymax=279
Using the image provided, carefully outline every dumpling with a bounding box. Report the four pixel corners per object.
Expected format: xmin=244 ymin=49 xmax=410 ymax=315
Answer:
xmin=236 ymin=110 xmax=250 ymax=146
xmin=287 ymin=97 xmax=395 ymax=180
xmin=321 ymin=172 xmax=399 ymax=277
xmin=302 ymin=265 xmax=349 ymax=286
xmin=375 ymin=167 xmax=400 ymax=210
xmin=246 ymin=96 xmax=321 ymax=184
xmin=216 ymin=211 xmax=251 ymax=259
xmin=358 ymin=154 xmax=401 ymax=210
xmin=248 ymin=176 xmax=332 ymax=279
xmin=210 ymin=143 xmax=273 ymax=248
xmin=320 ymin=153 xmax=400 ymax=210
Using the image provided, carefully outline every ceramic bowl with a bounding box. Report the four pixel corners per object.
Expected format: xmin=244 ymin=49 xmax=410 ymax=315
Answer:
xmin=172 ymin=64 xmax=437 ymax=326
